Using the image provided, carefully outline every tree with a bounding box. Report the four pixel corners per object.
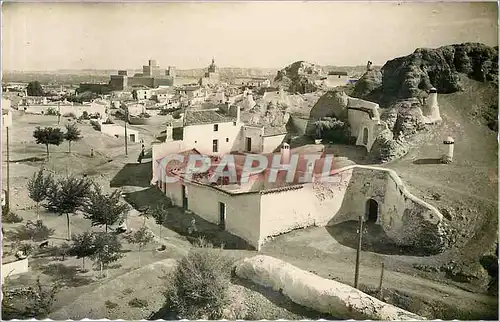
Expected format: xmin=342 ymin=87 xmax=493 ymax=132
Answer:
xmin=33 ymin=127 xmax=65 ymax=158
xmin=45 ymin=176 xmax=92 ymax=241
xmin=26 ymin=81 xmax=44 ymax=96
xmin=151 ymin=202 xmax=170 ymax=240
xmin=83 ymin=186 xmax=129 ymax=233
xmin=90 ymin=232 xmax=123 ymax=278
xmin=64 ymin=123 xmax=82 ymax=153
xmin=70 ymin=231 xmax=96 ymax=270
xmin=139 ymin=206 xmax=152 ymax=226
xmin=27 ymin=169 xmax=53 ymax=220
xmin=127 ymin=225 xmax=154 ymax=267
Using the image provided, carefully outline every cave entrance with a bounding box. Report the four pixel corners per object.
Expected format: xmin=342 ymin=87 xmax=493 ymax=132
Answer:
xmin=366 ymin=198 xmax=379 ymax=223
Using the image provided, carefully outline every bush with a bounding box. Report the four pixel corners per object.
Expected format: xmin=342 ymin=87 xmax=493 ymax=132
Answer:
xmin=79 ymin=111 xmax=90 ymax=120
xmin=3 ymin=211 xmax=23 ymax=223
xmin=25 ymin=220 xmax=54 ymax=242
xmin=18 ymin=242 xmax=34 ymax=256
xmin=314 ymin=117 xmax=353 ymax=144
xmin=172 ymin=110 xmax=182 ymax=119
xmin=128 ymin=298 xmax=148 ymax=308
xmin=46 ymin=107 xmax=59 ymax=116
xmin=163 ymin=239 xmax=233 ymax=319
xmin=105 ymin=300 xmax=119 ymax=309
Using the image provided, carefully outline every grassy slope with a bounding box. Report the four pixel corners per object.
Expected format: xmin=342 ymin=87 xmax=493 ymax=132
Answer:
xmin=385 ymin=77 xmax=498 ymax=260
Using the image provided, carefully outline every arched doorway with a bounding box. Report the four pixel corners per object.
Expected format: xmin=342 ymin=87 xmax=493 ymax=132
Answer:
xmin=362 ymin=127 xmax=369 ymax=145
xmin=365 ymin=198 xmax=379 ymax=223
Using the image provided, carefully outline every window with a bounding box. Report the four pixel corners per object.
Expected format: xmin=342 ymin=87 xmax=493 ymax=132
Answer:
xmin=213 ymin=124 xmax=219 ymax=132
xmin=226 ymin=138 xmax=229 ymax=142
xmin=195 ymin=141 xmax=197 ymax=144
xmin=233 ymin=121 xmax=237 ymax=126
xmin=212 ymin=139 xmax=218 ymax=153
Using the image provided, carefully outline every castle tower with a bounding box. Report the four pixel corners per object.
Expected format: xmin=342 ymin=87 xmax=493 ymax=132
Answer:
xmin=424 ymin=87 xmax=442 ymax=123
xmin=442 ymin=136 xmax=455 ymax=164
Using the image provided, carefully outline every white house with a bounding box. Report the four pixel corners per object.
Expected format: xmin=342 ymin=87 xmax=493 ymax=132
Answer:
xmin=182 ymin=107 xmax=243 ymax=156
xmin=134 ymin=88 xmax=154 ymax=100
xmin=152 ymin=144 xmax=447 ymax=253
xmin=100 ymin=123 xmax=140 ymax=143
xmin=152 ymin=103 xmax=287 ymax=170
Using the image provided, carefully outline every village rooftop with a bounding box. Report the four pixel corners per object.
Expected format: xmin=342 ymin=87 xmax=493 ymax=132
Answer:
xmin=154 ymin=153 xmax=350 ymax=184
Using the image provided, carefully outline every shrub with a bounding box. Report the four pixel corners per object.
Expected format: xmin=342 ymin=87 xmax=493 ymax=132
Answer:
xmin=18 ymin=242 xmax=35 ymax=255
xmin=314 ymin=117 xmax=353 ymax=144
xmin=25 ymin=220 xmax=54 ymax=242
xmin=172 ymin=110 xmax=182 ymax=119
xmin=3 ymin=211 xmax=23 ymax=223
xmin=105 ymin=300 xmax=119 ymax=309
xmin=46 ymin=107 xmax=59 ymax=116
xmin=164 ymin=239 xmax=233 ymax=319
xmin=79 ymin=111 xmax=90 ymax=120
xmin=128 ymin=298 xmax=148 ymax=308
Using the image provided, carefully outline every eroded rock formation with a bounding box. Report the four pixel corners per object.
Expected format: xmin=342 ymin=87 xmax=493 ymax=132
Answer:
xmin=382 ymin=43 xmax=498 ymax=101
xmin=274 ymin=61 xmax=321 ymax=94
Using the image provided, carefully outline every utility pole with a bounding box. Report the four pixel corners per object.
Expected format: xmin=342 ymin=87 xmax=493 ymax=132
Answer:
xmin=5 ymin=126 xmax=10 ymax=214
xmin=57 ymin=101 xmax=61 ymax=124
xmin=124 ymin=108 xmax=128 ymax=156
xmin=378 ymin=261 xmax=385 ymax=299
xmin=354 ymin=215 xmax=363 ymax=289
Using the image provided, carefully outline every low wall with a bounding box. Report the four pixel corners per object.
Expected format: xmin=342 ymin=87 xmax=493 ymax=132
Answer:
xmin=289 ymin=115 xmax=309 ymax=135
xmin=234 ymin=255 xmax=424 ymax=320
xmin=2 ymin=258 xmax=29 ymax=283
xmin=260 ymin=164 xmax=446 ymax=253
xmin=259 ymin=170 xmax=353 ymax=247
xmin=331 ymin=165 xmax=446 ymax=252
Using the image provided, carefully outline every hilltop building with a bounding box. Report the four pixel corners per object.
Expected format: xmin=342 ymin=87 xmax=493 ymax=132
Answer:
xmin=80 ymin=59 xmax=177 ymax=93
xmin=199 ymin=58 xmax=221 ymax=87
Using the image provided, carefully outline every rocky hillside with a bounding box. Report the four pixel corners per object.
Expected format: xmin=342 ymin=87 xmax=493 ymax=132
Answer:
xmin=353 ymin=43 xmax=498 ymax=104
xmin=274 ymin=61 xmax=323 ymax=94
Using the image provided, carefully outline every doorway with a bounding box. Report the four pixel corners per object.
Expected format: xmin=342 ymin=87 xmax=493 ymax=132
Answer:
xmin=212 ymin=139 xmax=219 ymax=153
xmin=365 ymin=198 xmax=378 ymax=223
xmin=219 ymin=202 xmax=226 ymax=229
xmin=246 ymin=137 xmax=252 ymax=152
xmin=362 ymin=128 xmax=369 ymax=145
xmin=130 ymin=134 xmax=136 ymax=142
xmin=182 ymin=185 xmax=188 ymax=210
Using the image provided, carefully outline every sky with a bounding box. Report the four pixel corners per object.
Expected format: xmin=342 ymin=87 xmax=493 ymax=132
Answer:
xmin=1 ymin=1 xmax=498 ymax=71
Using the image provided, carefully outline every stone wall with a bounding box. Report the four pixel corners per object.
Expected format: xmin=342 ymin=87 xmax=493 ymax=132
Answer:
xmin=2 ymin=258 xmax=29 ymax=283
xmin=331 ymin=166 xmax=446 ymax=252
xmin=262 ymin=134 xmax=286 ymax=153
xmin=234 ymin=255 xmax=423 ymax=320
xmin=259 ymin=170 xmax=353 ymax=248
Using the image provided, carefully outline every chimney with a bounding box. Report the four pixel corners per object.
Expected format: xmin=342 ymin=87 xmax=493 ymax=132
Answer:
xmin=280 ymin=142 xmax=290 ymax=164
xmin=165 ymin=122 xmax=173 ymax=142
xmin=228 ymin=104 xmax=240 ymax=123
xmin=425 ymin=87 xmax=442 ymax=123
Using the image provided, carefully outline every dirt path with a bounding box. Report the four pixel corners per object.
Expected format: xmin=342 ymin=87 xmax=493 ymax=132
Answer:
xmin=260 ymin=228 xmax=497 ymax=319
